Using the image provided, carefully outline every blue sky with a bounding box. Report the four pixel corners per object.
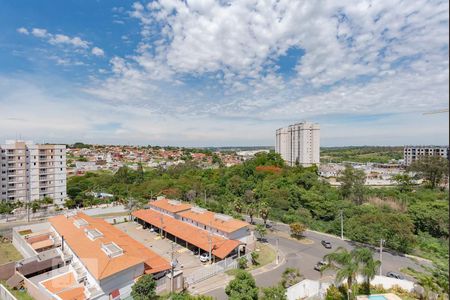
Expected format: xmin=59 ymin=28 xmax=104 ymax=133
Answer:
xmin=0 ymin=0 xmax=448 ymax=146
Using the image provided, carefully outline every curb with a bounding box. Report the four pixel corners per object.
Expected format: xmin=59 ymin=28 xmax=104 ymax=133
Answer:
xmin=190 ymin=244 xmax=286 ymax=295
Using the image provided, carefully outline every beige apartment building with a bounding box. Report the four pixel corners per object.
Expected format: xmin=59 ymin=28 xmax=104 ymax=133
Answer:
xmin=0 ymin=140 xmax=67 ymax=205
xmin=276 ymin=122 xmax=320 ymax=167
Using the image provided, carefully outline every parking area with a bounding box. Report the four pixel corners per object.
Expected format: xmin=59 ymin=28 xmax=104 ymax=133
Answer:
xmin=115 ymin=221 xmax=207 ymax=276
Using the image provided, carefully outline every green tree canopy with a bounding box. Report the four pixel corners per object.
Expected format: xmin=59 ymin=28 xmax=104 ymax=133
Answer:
xmin=131 ymin=274 xmax=157 ymax=300
xmin=225 ymin=270 xmax=259 ymax=300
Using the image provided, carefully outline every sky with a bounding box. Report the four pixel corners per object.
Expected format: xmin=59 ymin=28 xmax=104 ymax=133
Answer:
xmin=0 ymin=0 xmax=448 ymax=147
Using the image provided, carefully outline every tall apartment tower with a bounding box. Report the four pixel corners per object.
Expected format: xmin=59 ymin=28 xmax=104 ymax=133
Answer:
xmin=275 ymin=122 xmax=320 ymax=167
xmin=0 ymin=140 xmax=67 ymax=205
xmin=403 ymin=146 xmax=449 ymax=166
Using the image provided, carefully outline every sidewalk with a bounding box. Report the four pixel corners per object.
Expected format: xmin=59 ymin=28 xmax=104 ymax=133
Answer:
xmin=189 ymin=243 xmax=286 ymax=295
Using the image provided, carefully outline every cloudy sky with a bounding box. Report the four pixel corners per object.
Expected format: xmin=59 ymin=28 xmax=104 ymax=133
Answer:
xmin=0 ymin=0 xmax=448 ymax=147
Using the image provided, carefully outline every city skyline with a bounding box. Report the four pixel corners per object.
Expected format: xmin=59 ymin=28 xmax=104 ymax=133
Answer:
xmin=0 ymin=0 xmax=449 ymax=147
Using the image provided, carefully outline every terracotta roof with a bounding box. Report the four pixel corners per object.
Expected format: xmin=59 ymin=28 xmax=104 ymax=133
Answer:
xmin=31 ymin=239 xmax=54 ymax=250
xmin=149 ymin=198 xmax=192 ymax=213
xmin=132 ymin=209 xmax=240 ymax=259
xmin=49 ymin=213 xmax=170 ymax=280
xmin=40 ymin=272 xmax=85 ymax=300
xmin=178 ymin=209 xmax=249 ymax=233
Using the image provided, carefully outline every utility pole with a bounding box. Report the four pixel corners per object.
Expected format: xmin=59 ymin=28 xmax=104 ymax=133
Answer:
xmin=340 ymin=210 xmax=344 ymax=240
xmin=379 ymin=238 xmax=384 ymax=276
xmin=160 ymin=215 xmax=164 ymax=239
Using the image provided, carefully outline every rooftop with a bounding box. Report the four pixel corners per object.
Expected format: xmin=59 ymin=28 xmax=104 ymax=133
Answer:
xmin=40 ymin=271 xmax=85 ymax=300
xmin=49 ymin=212 xmax=170 ymax=280
xmin=133 ymin=209 xmax=240 ymax=259
xmin=178 ymin=209 xmax=249 ymax=233
xmin=149 ymin=198 xmax=192 ymax=213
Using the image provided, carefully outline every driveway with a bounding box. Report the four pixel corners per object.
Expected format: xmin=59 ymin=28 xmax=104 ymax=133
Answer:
xmin=115 ymin=221 xmax=207 ymax=276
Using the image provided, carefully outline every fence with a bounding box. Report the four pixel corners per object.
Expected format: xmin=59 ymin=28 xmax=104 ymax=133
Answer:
xmin=0 ymin=284 xmax=17 ymax=300
xmin=185 ymin=253 xmax=252 ymax=285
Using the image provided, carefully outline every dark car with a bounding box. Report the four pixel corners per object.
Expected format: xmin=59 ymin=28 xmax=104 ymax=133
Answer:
xmin=265 ymin=223 xmax=273 ymax=229
xmin=386 ymin=271 xmax=404 ymax=280
xmin=314 ymin=260 xmax=328 ymax=271
xmin=321 ymin=240 xmax=332 ymax=249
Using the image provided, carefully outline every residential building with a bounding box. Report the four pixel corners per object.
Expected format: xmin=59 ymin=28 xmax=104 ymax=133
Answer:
xmin=403 ymin=146 xmax=449 ymax=166
xmin=0 ymin=140 xmax=67 ymax=205
xmin=275 ymin=122 xmax=320 ymax=167
xmin=133 ymin=198 xmax=254 ymax=261
xmin=12 ymin=212 xmax=170 ymax=300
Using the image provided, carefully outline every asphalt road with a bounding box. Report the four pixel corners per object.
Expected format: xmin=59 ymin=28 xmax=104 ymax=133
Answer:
xmin=206 ymin=217 xmax=429 ymax=300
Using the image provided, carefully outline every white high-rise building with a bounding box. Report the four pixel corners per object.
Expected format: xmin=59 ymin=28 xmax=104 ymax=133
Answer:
xmin=0 ymin=140 xmax=67 ymax=205
xmin=275 ymin=122 xmax=320 ymax=167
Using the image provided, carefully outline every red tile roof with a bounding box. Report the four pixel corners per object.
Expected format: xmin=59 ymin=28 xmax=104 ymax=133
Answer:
xmin=178 ymin=209 xmax=249 ymax=233
xmin=49 ymin=213 xmax=170 ymax=280
xmin=149 ymin=198 xmax=192 ymax=213
xmin=132 ymin=209 xmax=240 ymax=259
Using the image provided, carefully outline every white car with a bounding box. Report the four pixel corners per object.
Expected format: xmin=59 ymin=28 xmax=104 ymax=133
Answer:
xmin=199 ymin=253 xmax=210 ymax=263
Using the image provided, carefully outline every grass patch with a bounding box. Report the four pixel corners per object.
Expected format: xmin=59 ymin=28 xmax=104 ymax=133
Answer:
xmin=225 ymin=242 xmax=276 ymax=276
xmin=0 ymin=281 xmax=33 ymax=300
xmin=0 ymin=242 xmax=22 ymax=265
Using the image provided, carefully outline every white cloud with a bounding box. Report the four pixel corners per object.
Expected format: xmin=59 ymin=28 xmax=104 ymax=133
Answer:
xmin=31 ymin=28 xmax=48 ymax=38
xmin=16 ymin=27 xmax=29 ymax=35
xmin=91 ymin=47 xmax=105 ymax=56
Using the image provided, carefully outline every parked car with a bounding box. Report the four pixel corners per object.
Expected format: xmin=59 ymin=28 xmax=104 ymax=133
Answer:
xmin=314 ymin=260 xmax=328 ymax=271
xmin=321 ymin=240 xmax=332 ymax=249
xmin=192 ymin=249 xmax=200 ymax=255
xmin=386 ymin=271 xmax=404 ymax=280
xmin=199 ymin=253 xmax=211 ymax=263
xmin=149 ymin=227 xmax=155 ymax=232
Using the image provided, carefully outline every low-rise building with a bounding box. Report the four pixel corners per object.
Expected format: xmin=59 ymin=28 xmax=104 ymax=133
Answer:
xmin=11 ymin=212 xmax=170 ymax=300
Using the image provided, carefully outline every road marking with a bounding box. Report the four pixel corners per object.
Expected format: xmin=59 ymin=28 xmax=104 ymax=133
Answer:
xmin=177 ymin=248 xmax=188 ymax=253
xmin=154 ymin=236 xmax=161 ymax=240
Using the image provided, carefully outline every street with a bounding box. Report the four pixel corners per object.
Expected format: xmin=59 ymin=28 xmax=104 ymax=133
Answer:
xmin=206 ymin=218 xmax=429 ymax=300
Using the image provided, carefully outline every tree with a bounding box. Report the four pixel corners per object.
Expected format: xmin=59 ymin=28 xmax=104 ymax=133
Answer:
xmin=408 ymin=156 xmax=449 ymax=189
xmin=323 ymin=247 xmax=380 ymax=296
xmin=247 ymin=203 xmax=258 ymax=224
xmin=255 ymin=224 xmax=267 ymax=241
xmin=323 ymin=247 xmax=360 ymax=294
xmin=280 ymin=267 xmax=302 ymax=288
xmin=131 ymin=274 xmax=157 ymax=300
xmin=225 ymin=270 xmax=258 ymax=300
xmin=391 ymin=174 xmax=414 ymax=192
xmin=243 ymin=189 xmax=255 ymax=205
xmin=261 ymin=285 xmax=287 ymax=300
xmin=354 ymin=248 xmax=381 ymax=294
xmin=233 ymin=198 xmax=243 ymax=214
xmin=259 ymin=202 xmax=270 ymax=226
xmin=338 ymin=165 xmax=366 ymax=204
xmin=289 ymin=222 xmax=306 ymax=238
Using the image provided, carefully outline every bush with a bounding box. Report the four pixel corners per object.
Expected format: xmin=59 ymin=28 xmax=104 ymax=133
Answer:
xmin=238 ymin=257 xmax=248 ymax=269
xmin=325 ymin=285 xmax=344 ymax=300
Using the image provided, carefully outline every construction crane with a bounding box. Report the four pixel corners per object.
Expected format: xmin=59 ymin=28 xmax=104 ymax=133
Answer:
xmin=423 ymin=108 xmax=449 ymax=115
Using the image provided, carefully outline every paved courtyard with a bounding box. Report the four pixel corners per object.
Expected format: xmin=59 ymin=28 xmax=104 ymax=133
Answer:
xmin=115 ymin=221 xmax=207 ymax=276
